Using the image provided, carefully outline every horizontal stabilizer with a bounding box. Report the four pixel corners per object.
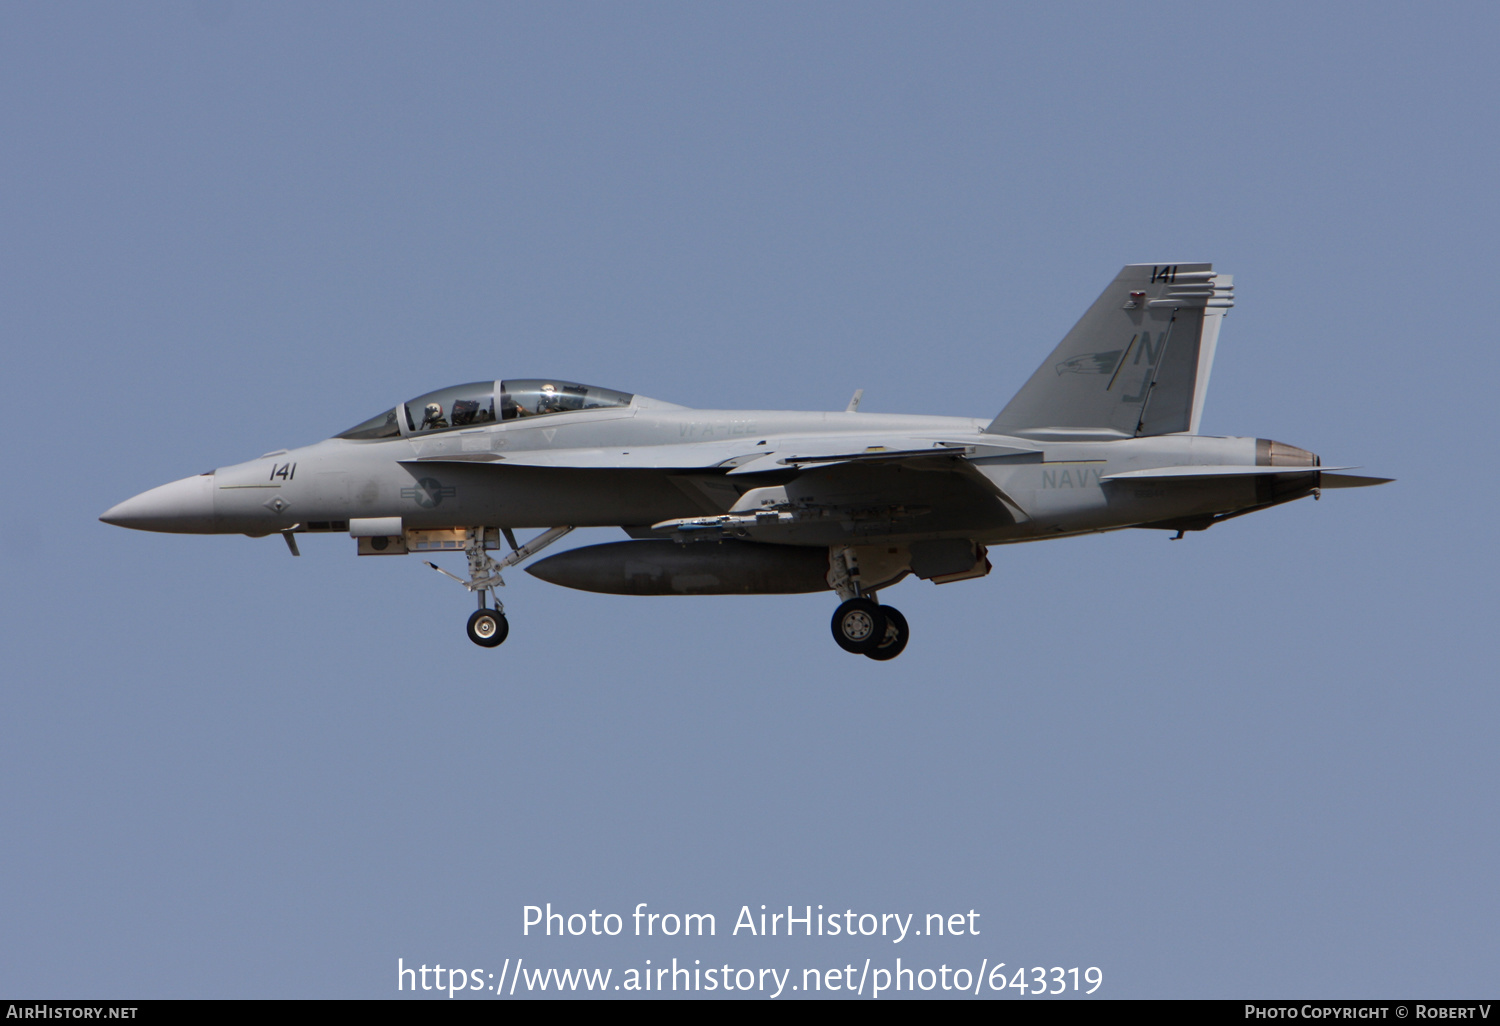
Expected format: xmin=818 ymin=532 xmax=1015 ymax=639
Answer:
xmin=1102 ymin=465 xmax=1354 ymax=481
xmin=1319 ymin=472 xmax=1394 ymax=488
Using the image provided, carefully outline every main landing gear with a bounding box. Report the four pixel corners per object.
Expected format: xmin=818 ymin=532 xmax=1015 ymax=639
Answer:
xmin=425 ymin=526 xmax=573 ymax=648
xmin=827 ymin=547 xmax=911 ymax=661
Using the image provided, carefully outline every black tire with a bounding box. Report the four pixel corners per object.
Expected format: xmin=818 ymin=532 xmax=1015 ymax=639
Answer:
xmin=466 ymin=608 xmax=509 ymax=648
xmin=831 ymin=597 xmax=887 ymax=654
xmin=865 ymin=605 xmax=909 ymax=661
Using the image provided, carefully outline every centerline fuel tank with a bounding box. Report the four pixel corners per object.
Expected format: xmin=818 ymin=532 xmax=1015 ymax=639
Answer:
xmin=525 ymin=539 xmax=831 ymax=596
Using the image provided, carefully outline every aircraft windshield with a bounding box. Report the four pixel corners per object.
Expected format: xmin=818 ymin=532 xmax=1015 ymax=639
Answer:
xmin=501 ymin=380 xmax=633 ymax=419
xmin=337 ymin=407 xmax=402 ymax=440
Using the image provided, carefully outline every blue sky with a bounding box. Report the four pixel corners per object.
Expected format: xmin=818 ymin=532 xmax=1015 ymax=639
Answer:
xmin=3 ymin=1 xmax=1496 ymax=998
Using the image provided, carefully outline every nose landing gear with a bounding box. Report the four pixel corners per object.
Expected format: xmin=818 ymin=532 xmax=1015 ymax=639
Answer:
xmin=424 ymin=526 xmax=573 ymax=648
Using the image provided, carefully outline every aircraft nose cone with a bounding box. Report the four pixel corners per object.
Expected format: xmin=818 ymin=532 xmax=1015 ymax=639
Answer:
xmin=100 ymin=473 xmax=217 ymax=533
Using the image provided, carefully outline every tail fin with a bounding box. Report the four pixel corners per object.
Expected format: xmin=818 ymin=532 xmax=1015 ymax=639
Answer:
xmin=985 ymin=263 xmax=1234 ymax=440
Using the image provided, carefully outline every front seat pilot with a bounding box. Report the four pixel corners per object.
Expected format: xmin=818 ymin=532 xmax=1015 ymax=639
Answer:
xmin=421 ymin=402 xmax=449 ymax=430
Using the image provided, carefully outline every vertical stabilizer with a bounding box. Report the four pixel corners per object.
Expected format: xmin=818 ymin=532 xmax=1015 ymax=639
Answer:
xmin=985 ymin=263 xmax=1234 ymax=439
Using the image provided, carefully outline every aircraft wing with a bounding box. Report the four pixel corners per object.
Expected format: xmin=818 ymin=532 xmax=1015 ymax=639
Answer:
xmin=650 ymin=441 xmax=1034 ymax=539
xmin=407 ymin=436 xmax=1036 ymax=473
xmin=408 ymin=434 xmax=1038 ymax=537
xmin=723 ymin=437 xmax=1035 ymax=475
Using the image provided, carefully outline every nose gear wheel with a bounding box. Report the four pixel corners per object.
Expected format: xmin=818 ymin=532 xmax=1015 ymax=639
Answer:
xmin=467 ymin=608 xmax=509 ymax=647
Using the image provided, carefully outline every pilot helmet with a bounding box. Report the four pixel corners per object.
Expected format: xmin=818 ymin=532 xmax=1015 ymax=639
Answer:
xmin=425 ymin=402 xmax=443 ymax=420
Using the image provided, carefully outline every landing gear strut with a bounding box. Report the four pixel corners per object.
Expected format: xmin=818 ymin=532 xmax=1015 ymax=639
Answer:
xmin=424 ymin=526 xmax=573 ymax=648
xmin=827 ymin=546 xmax=912 ymax=660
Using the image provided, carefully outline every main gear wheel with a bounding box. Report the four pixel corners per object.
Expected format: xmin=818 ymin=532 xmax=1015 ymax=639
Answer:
xmin=831 ymin=597 xmax=888 ymax=654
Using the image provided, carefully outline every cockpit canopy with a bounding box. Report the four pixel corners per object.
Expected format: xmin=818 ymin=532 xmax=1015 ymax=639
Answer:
xmin=337 ymin=380 xmax=635 ymax=440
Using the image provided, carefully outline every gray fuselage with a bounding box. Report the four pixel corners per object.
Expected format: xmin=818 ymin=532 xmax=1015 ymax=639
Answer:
xmin=104 ymin=396 xmax=1311 ymax=548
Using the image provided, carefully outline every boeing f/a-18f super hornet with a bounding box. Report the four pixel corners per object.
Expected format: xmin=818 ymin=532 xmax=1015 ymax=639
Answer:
xmin=102 ymin=263 xmax=1389 ymax=659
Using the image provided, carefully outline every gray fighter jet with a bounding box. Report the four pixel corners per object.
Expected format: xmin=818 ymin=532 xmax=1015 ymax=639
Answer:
xmin=101 ymin=263 xmax=1389 ymax=659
